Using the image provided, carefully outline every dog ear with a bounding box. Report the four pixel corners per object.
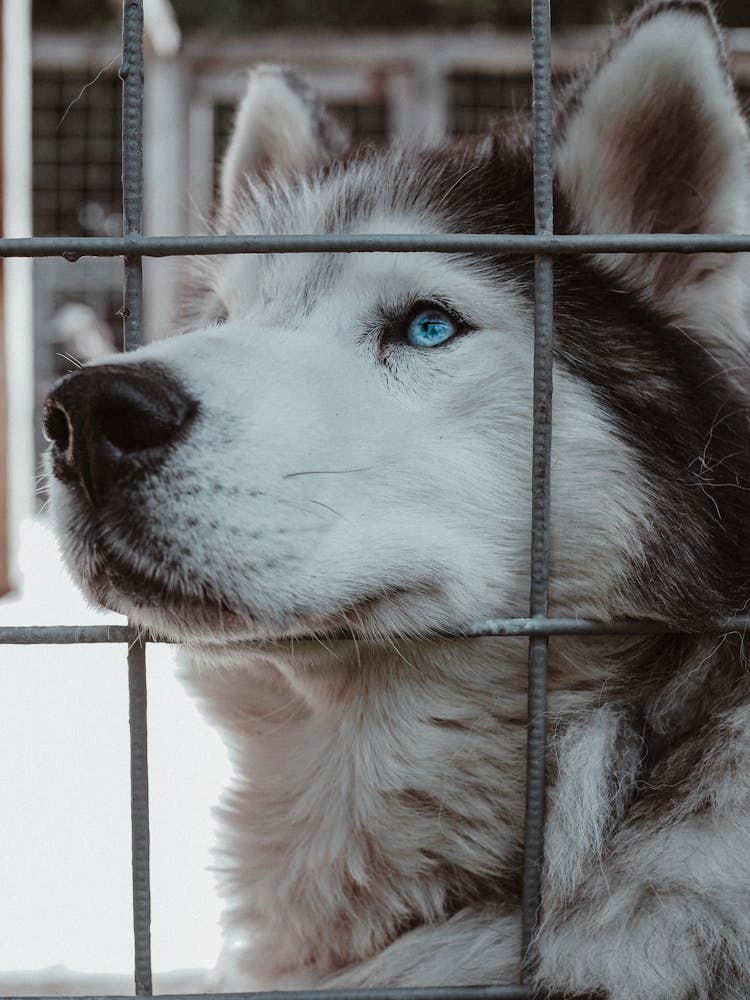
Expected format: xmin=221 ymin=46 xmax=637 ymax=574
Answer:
xmin=219 ymin=65 xmax=347 ymax=218
xmin=556 ymin=0 xmax=749 ymax=322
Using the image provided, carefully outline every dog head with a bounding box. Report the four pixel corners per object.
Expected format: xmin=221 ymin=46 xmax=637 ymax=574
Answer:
xmin=45 ymin=0 xmax=750 ymax=645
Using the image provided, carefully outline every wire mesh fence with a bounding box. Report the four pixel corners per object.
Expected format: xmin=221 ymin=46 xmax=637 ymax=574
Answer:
xmin=3 ymin=0 xmax=750 ymax=997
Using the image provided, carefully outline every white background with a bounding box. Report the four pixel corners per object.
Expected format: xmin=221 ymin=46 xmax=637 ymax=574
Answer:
xmin=0 ymin=518 xmax=229 ymax=990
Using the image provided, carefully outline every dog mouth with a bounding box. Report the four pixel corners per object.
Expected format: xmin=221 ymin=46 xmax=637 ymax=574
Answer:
xmin=88 ymin=556 xmax=245 ymax=634
xmin=85 ymin=545 xmax=426 ymax=644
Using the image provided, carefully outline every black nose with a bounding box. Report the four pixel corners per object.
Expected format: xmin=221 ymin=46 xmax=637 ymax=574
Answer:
xmin=44 ymin=362 xmax=196 ymax=506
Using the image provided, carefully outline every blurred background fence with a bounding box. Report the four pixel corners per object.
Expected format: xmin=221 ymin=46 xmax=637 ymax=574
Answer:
xmin=27 ymin=1 xmax=750 ymax=542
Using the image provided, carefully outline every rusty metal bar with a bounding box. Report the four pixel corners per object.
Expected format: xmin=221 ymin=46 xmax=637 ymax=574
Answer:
xmin=120 ymin=0 xmax=152 ymax=993
xmin=520 ymin=0 xmax=554 ymax=981
xmin=0 ymin=232 xmax=747 ymax=259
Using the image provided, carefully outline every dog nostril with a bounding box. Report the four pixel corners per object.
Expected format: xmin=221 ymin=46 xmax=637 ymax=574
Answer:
xmin=44 ymin=362 xmax=197 ymax=505
xmin=97 ymin=380 xmax=192 ymax=454
xmin=43 ymin=402 xmax=71 ymax=453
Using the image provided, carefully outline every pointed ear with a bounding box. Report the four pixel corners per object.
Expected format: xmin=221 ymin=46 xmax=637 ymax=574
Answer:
xmin=556 ymin=0 xmax=749 ymax=321
xmin=219 ymin=65 xmax=347 ymax=219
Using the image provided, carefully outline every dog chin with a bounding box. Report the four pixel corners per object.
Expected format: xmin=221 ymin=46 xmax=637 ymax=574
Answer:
xmin=87 ymin=564 xmax=442 ymax=647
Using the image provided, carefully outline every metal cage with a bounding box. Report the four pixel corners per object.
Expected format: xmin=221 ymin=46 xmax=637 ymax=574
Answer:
xmin=3 ymin=1 xmax=750 ymax=997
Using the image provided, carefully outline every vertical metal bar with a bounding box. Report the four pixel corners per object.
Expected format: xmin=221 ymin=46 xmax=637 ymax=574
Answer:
xmin=128 ymin=637 xmax=153 ymax=995
xmin=122 ymin=0 xmax=144 ymax=351
xmin=120 ymin=0 xmax=152 ymax=994
xmin=520 ymin=0 xmax=554 ymax=983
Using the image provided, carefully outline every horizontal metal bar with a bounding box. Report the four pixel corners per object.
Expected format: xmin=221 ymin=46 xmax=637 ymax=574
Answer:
xmin=1 ymin=615 xmax=749 ymax=647
xmin=0 ymin=990 xmax=534 ymax=1000
xmin=0 ymin=624 xmax=137 ymax=643
xmin=458 ymin=612 xmax=750 ymax=636
xmin=1 ymin=232 xmax=750 ymax=259
xmin=459 ymin=616 xmax=677 ymax=637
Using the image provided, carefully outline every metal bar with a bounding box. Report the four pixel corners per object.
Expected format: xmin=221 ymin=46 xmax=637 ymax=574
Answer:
xmin=0 ymin=990 xmax=534 ymax=1000
xmin=459 ymin=617 xmax=677 ymax=637
xmin=120 ymin=0 xmax=152 ymax=994
xmin=1 ymin=614 xmax=749 ymax=647
xmin=520 ymin=0 xmax=553 ymax=982
xmin=0 ymin=625 xmax=136 ymax=643
xmin=121 ymin=0 xmax=144 ymax=352
xmin=6 ymin=4 xmax=745 ymax=998
xmin=127 ymin=637 xmax=153 ymax=996
xmin=0 ymin=232 xmax=749 ymax=259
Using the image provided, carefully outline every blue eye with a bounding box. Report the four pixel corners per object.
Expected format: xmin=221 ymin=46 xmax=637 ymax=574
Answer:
xmin=406 ymin=308 xmax=458 ymax=348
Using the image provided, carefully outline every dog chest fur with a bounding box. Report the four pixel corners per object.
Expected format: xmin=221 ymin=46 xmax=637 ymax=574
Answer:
xmin=181 ymin=638 xmax=532 ymax=985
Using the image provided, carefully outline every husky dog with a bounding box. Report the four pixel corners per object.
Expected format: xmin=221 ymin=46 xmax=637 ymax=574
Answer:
xmin=44 ymin=1 xmax=750 ymax=997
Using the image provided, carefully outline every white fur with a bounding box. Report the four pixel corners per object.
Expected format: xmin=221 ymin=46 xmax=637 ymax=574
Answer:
xmin=537 ymin=706 xmax=750 ymax=1000
xmin=53 ymin=220 xmax=647 ymax=646
xmin=220 ymin=65 xmax=346 ymax=219
xmin=556 ymin=7 xmax=750 ymax=366
xmin=544 ymin=707 xmax=644 ymax=903
xmin=45 ymin=3 xmax=750 ymax=997
xmin=49 ymin=196 xmax=649 ymax=990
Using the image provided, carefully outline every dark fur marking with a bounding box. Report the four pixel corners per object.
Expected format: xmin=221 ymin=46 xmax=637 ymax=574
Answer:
xmin=350 ymin=116 xmax=750 ymax=827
